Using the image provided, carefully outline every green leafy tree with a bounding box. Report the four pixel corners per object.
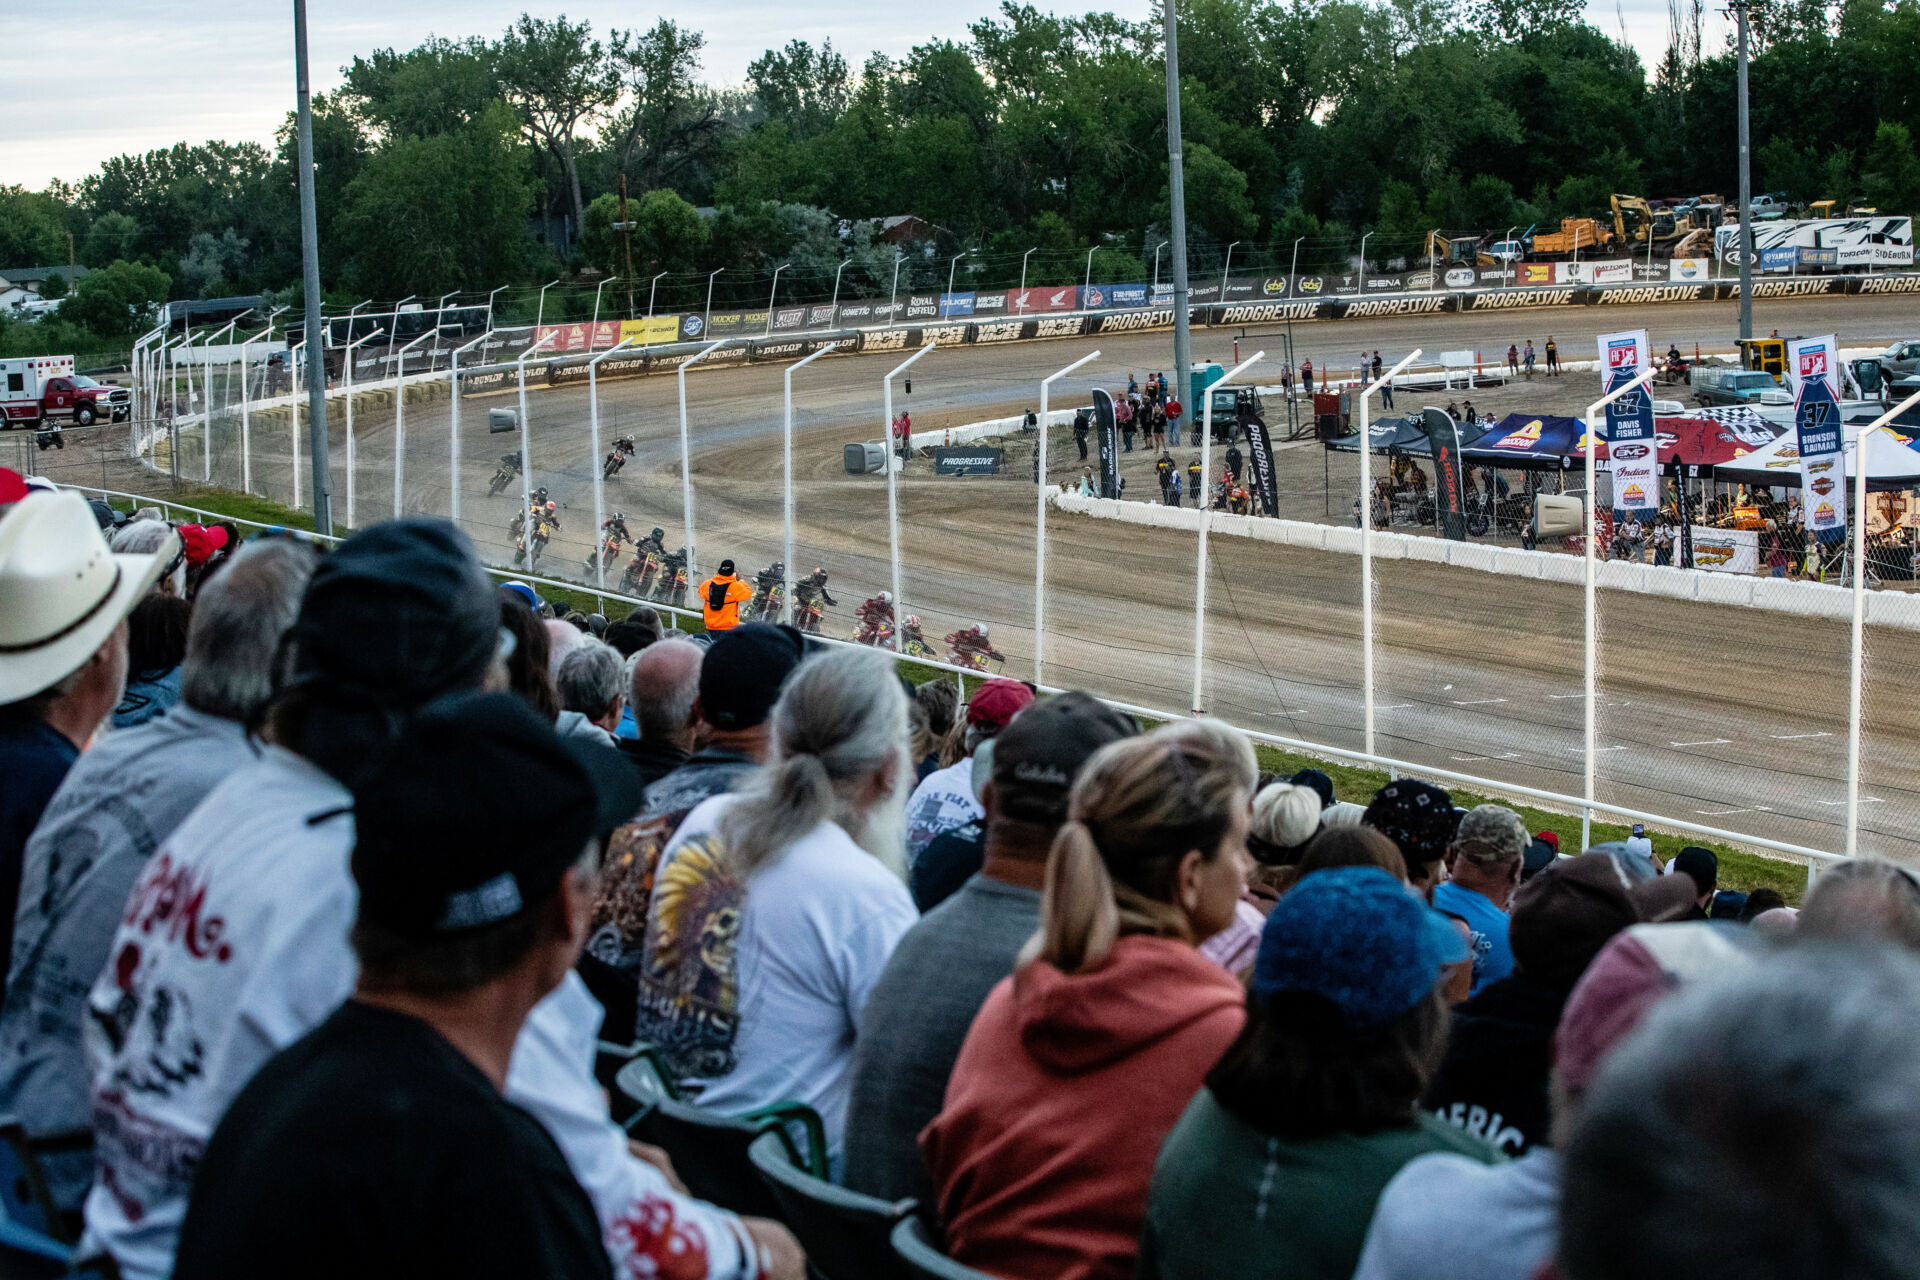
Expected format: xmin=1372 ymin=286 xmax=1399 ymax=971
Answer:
xmin=39 ymin=271 xmax=69 ymax=301
xmin=495 ymin=14 xmax=620 ymax=228
xmin=0 ymin=186 xmax=71 ymax=267
xmin=79 ymin=211 xmax=140 ymax=267
xmin=746 ymin=40 xmax=851 ymax=141
xmin=1863 ymin=121 xmax=1920 ymax=213
xmin=56 ymin=259 xmax=170 ymax=335
xmin=582 ymin=187 xmax=708 ymax=277
xmin=340 ymin=37 xmax=503 ymax=138
xmin=609 ymin=20 xmax=722 ymax=192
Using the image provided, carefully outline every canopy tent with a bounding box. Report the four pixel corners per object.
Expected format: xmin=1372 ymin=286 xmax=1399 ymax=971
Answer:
xmin=1324 ymin=414 xmax=1493 ymax=457
xmin=1463 ymin=412 xmax=1786 ymax=473
xmin=1713 ymin=420 xmax=1920 ymax=492
xmin=1463 ymin=414 xmax=1591 ymax=470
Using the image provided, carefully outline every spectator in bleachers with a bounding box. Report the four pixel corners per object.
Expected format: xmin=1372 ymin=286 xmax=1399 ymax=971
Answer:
xmin=1139 ymin=866 xmax=1492 ymax=1280
xmin=503 ymin=589 xmax=562 ymax=721
xmin=632 ymin=646 xmax=918 ymax=1167
xmin=1362 ymin=778 xmax=1459 ymax=894
xmin=904 ymin=677 xmax=1032 ymax=864
xmin=1356 ymin=921 xmax=1751 ymax=1280
xmin=112 ymin=516 xmax=188 ymax=598
xmin=603 ymin=606 xmax=663 ymax=658
xmin=1558 ymin=943 xmax=1917 ymax=1280
xmin=113 ymin=594 xmax=190 ymax=728
xmin=1244 ymin=780 xmax=1325 ymax=907
xmin=1793 ymin=857 xmax=1920 ymax=949
xmin=613 ymin=638 xmax=701 ymax=791
xmin=555 ymin=640 xmax=624 ymax=746
xmin=845 ymin=691 xmax=1138 ymax=1205
xmin=588 ymin=624 xmax=806 ymax=983
xmin=83 ymin=521 xmax=789 ymax=1280
xmin=171 ymin=695 xmax=621 ymax=1280
xmin=912 ymin=680 xmax=959 ymax=781
xmin=1669 ymin=845 xmax=1718 ymax=919
xmin=1432 ymin=804 xmax=1530 ymax=995
xmin=0 ymin=494 xmax=172 ymax=995
xmin=0 ymin=536 xmax=315 ymax=1214
xmin=1423 ymin=853 xmax=1696 ymax=1157
xmin=922 ymin=731 xmax=1250 ymax=1280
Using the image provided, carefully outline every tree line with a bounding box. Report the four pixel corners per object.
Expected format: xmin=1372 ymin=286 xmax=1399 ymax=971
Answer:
xmin=4 ymin=0 xmax=1920 ymax=355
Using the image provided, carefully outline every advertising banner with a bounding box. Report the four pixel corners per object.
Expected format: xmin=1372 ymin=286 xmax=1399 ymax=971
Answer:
xmin=1291 ymin=274 xmax=1332 ymax=298
xmin=1010 ymin=285 xmax=1078 ymax=314
xmin=1586 ymin=261 xmax=1633 ymax=284
xmin=1186 ymin=280 xmax=1223 ymax=303
xmin=805 ymin=303 xmax=839 ymax=328
xmin=1443 ymin=266 xmax=1478 ymax=289
xmin=1092 ymin=388 xmax=1121 ymax=498
xmin=932 ymin=446 xmax=1004 ymax=476
xmin=678 ymin=313 xmax=709 ymax=341
xmin=1420 ymin=406 xmax=1470 ymax=540
xmin=1090 ymin=308 xmax=1175 ymax=335
xmin=1221 ymin=277 xmax=1262 ymax=301
xmin=1077 ymin=285 xmax=1113 ymax=310
xmin=1669 ymin=258 xmax=1712 ymax=281
xmin=1107 ymin=283 xmax=1151 ymax=308
xmin=619 ymin=316 xmax=683 ymax=346
xmin=1689 ymin=525 xmax=1759 ymax=573
xmin=769 ymin=305 xmax=809 ymax=332
xmin=704 ymin=311 xmax=753 ymax=338
xmin=904 ymin=293 xmax=941 ymax=320
xmin=1240 ymin=401 xmax=1279 ymax=517
xmin=1598 ymin=328 xmax=1657 ymax=512
xmin=938 ymin=292 xmax=976 ymax=317
xmin=1788 ymin=333 xmax=1845 ymax=537
xmin=1760 ymin=247 xmax=1798 ymax=271
xmin=1401 ymin=270 xmax=1435 ymax=291
xmin=1797 ymin=247 xmax=1838 ymax=269
xmin=1364 ymin=274 xmax=1403 ymax=292
xmin=833 ymin=299 xmax=881 ymax=326
xmin=972 ymin=290 xmax=1010 ymax=315
xmin=1520 ymin=263 xmax=1556 ymax=286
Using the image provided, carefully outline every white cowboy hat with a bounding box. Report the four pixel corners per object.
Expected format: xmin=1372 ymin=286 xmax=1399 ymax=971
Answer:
xmin=0 ymin=490 xmax=174 ymax=703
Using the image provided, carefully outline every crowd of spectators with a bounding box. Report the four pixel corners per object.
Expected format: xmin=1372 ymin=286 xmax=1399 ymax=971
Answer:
xmin=0 ymin=464 xmax=1914 ymax=1280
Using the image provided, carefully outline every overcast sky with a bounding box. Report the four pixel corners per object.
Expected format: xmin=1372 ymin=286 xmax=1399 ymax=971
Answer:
xmin=3 ymin=0 xmax=1721 ymax=191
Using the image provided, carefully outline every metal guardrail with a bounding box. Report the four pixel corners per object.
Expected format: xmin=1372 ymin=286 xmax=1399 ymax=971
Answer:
xmin=54 ymin=481 xmax=1846 ymax=881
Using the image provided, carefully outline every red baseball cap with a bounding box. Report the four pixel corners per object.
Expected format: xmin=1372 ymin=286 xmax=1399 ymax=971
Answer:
xmin=177 ymin=523 xmax=231 ymax=566
xmin=966 ymin=678 xmax=1035 ymax=731
xmin=0 ymin=469 xmax=27 ymax=506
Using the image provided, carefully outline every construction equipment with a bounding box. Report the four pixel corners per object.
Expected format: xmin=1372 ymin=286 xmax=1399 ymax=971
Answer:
xmin=1609 ymin=195 xmax=1696 ymax=258
xmin=1423 ymin=230 xmax=1484 ymax=266
xmin=1529 ymin=217 xmax=1612 ymax=259
xmin=1737 ymin=337 xmax=1788 ymax=381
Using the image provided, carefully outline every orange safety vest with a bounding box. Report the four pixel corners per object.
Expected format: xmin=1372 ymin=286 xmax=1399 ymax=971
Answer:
xmin=700 ymin=573 xmax=752 ymax=631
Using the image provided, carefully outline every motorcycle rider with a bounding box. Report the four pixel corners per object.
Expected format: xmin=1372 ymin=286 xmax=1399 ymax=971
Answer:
xmin=624 ymin=526 xmax=667 ymax=594
xmin=793 ymin=566 xmax=836 ymax=612
xmin=603 ymin=436 xmax=636 ymax=476
xmin=751 ymin=561 xmax=786 ymax=620
xmin=514 ymin=501 xmax=560 ymax=567
xmin=1225 ymin=441 xmax=1244 ymax=482
xmin=854 ymin=591 xmax=895 ymax=644
xmin=947 ymin=622 xmax=999 ymax=670
xmin=899 ymin=613 xmax=929 ymax=654
xmin=586 ymin=511 xmax=632 ymax=573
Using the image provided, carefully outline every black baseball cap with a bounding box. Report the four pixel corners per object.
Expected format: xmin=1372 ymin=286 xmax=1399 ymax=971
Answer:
xmin=719 ymin=559 xmax=736 ymax=575
xmin=351 ymin=693 xmax=632 ymax=939
xmin=990 ymin=691 xmax=1138 ymax=826
xmin=699 ymin=622 xmax=806 ymax=731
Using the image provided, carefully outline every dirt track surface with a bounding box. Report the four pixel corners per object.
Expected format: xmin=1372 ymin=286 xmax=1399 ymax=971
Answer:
xmin=33 ymin=292 xmax=1920 ymax=860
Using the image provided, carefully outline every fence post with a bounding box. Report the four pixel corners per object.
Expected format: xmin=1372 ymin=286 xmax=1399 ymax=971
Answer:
xmin=1359 ymin=351 xmax=1422 ymax=764
xmin=1192 ymin=351 xmax=1264 ymax=715
xmin=1034 ymin=350 xmax=1101 ymax=687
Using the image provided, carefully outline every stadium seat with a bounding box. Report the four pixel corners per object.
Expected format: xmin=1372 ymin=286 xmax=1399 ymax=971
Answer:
xmin=614 ymin=1059 xmax=827 ymax=1220
xmin=746 ymin=1130 xmax=916 ymax=1280
xmin=890 ymin=1216 xmax=1003 ymax=1280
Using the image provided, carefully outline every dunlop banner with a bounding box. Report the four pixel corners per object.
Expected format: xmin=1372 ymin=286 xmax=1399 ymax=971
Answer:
xmin=619 ymin=316 xmax=683 ymax=346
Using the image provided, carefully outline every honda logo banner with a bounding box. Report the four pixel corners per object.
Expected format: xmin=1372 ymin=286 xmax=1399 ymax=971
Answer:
xmin=1240 ymin=398 xmax=1279 ymax=517
xmin=1010 ymin=286 xmax=1077 ymax=314
xmin=1598 ymin=328 xmax=1657 ymax=514
xmin=1420 ymin=407 xmax=1470 ymax=540
xmin=1788 ymin=334 xmax=1844 ymax=537
xmin=1092 ymin=388 xmax=1121 ymax=498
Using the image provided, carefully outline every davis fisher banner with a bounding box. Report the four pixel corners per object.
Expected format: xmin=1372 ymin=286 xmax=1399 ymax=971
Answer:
xmin=1788 ymin=334 xmax=1845 ymax=537
xmin=1598 ymin=328 xmax=1657 ymax=514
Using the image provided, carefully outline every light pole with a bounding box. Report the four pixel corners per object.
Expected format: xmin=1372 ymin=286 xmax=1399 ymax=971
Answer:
xmin=348 ymin=299 xmax=373 ymax=321
xmin=515 ymin=331 xmax=559 ymax=549
xmin=764 ymin=264 xmax=788 ymax=337
xmin=704 ymin=267 xmax=723 ymax=335
xmin=1034 ymin=348 xmax=1102 ymax=686
xmin=1357 ymin=349 xmax=1421 ymax=758
xmin=782 ymin=342 xmax=839 ymax=622
xmin=946 ymin=253 xmax=967 ymax=316
xmin=884 ymin=341 xmax=937 ymax=650
xmin=447 ymin=329 xmax=488 ymax=524
xmin=1192 ymin=350 xmax=1263 ymax=715
xmin=1506 ymin=225 xmax=1517 ymax=285
xmin=591 ymin=275 xmax=618 ymax=334
xmin=1848 ymin=387 xmax=1920 ymax=851
xmin=1019 ymin=247 xmax=1037 ymax=312
xmin=485 ymin=284 xmax=507 ymax=331
xmin=678 ymin=339 xmax=732 ymax=578
xmin=1219 ymin=240 xmax=1240 ymax=306
xmin=340 ymin=327 xmax=384 ymax=528
xmin=1153 ymin=240 xmax=1168 ymax=290
xmin=430 ymin=292 xmax=457 ymax=361
xmin=390 ymin=328 xmax=438 ymax=518
xmin=1359 ymin=231 xmax=1372 ymax=294
xmin=1289 ymin=236 xmax=1303 ymax=295
xmin=889 ymin=254 xmax=905 ymax=327
xmin=1084 ymin=245 xmax=1096 ymax=296
xmin=588 ymin=336 xmax=639 ymax=589
xmin=293 ymin=0 xmax=333 ymax=531
xmin=1733 ymin=0 xmax=1754 ymax=341
xmin=830 ymin=259 xmax=851 ymax=320
xmin=535 ymin=278 xmax=561 ymax=330
xmin=1163 ymin=0 xmax=1192 ymax=411
xmin=235 ymin=320 xmax=274 ymax=493
xmin=287 ymin=340 xmax=305 ymax=507
xmin=647 ymin=271 xmax=667 ymax=321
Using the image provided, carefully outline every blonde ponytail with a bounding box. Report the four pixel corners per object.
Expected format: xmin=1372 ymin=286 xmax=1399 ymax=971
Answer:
xmin=1029 ymin=820 xmax=1122 ymax=973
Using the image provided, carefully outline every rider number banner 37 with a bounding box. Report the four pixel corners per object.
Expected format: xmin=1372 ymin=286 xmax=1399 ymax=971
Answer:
xmin=1598 ymin=328 xmax=1657 ymax=514
xmin=1787 ymin=334 xmax=1844 ymax=536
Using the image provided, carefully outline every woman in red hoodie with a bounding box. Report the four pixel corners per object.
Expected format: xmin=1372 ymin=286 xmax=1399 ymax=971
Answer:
xmin=921 ymin=729 xmax=1252 ymax=1280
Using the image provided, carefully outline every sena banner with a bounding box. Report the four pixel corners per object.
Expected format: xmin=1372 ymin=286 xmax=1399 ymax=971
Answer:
xmin=1092 ymin=388 xmax=1121 ymax=498
xmin=1598 ymin=328 xmax=1657 ymax=512
xmin=1788 ymin=333 xmax=1845 ymax=536
xmin=1241 ymin=402 xmax=1279 ymax=517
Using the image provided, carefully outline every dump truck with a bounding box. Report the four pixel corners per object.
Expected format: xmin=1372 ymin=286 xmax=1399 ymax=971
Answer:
xmin=1529 ymin=218 xmax=1612 ymax=258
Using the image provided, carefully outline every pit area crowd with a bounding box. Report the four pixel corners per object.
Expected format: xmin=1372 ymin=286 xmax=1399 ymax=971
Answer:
xmin=0 ymin=462 xmax=1913 ymax=1280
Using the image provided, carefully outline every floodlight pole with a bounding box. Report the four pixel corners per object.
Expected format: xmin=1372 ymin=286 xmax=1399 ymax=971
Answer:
xmin=1359 ymin=350 xmax=1422 ymax=759
xmin=1020 ymin=248 xmax=1037 ymax=310
xmin=447 ymin=329 xmax=488 ymax=524
xmin=678 ymin=340 xmax=729 ymax=576
xmin=704 ymin=269 xmax=723 ymax=335
xmin=1734 ymin=0 xmax=1754 ymax=342
xmin=765 ymin=265 xmax=786 ymax=337
xmin=588 ymin=337 xmax=639 ymax=589
xmin=1583 ymin=366 xmax=1658 ymax=849
xmin=287 ymin=340 xmax=305 ymax=507
xmin=783 ymin=343 xmax=839 ymax=622
xmin=1034 ymin=349 xmax=1102 ymax=686
xmin=293 ymin=0 xmax=333 ymax=532
xmin=884 ymin=342 xmax=938 ymax=650
xmin=1192 ymin=350 xmax=1263 ymax=715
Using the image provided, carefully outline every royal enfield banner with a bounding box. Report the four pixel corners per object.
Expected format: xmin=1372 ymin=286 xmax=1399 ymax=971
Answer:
xmin=1789 ymin=333 xmax=1845 ymax=537
xmin=1010 ymin=285 xmax=1078 ymax=314
xmin=1240 ymin=401 xmax=1279 ymax=517
xmin=904 ymin=293 xmax=941 ymax=320
xmin=939 ymin=292 xmax=976 ymax=317
xmin=1669 ymin=258 xmax=1712 ymax=282
xmin=1421 ymin=406 xmax=1470 ymax=540
xmin=619 ymin=316 xmax=683 ymax=346
xmin=1599 ymin=328 xmax=1657 ymax=512
xmin=1092 ymin=388 xmax=1121 ymax=498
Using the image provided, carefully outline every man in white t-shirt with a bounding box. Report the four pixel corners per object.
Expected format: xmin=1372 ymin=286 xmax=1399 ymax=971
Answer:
xmin=903 ymin=678 xmax=1033 ymax=865
xmin=636 ymin=647 xmax=920 ymax=1167
xmin=82 ymin=521 xmax=797 ymax=1280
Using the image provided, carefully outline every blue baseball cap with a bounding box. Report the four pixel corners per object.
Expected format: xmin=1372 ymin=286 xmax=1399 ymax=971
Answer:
xmin=1252 ymin=866 xmax=1467 ymax=1028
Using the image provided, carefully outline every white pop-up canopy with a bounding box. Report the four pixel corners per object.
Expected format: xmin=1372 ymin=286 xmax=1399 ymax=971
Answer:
xmin=1712 ymin=419 xmax=1920 ymax=492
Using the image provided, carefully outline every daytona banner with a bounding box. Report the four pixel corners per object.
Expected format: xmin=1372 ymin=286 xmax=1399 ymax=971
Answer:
xmin=1788 ymin=333 xmax=1845 ymax=536
xmin=1598 ymin=328 xmax=1657 ymax=513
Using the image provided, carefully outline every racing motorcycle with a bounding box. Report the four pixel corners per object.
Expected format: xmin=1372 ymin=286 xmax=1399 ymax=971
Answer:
xmin=513 ymin=525 xmax=551 ymax=570
xmin=621 ymin=550 xmax=653 ymax=596
xmin=945 ymin=626 xmax=1005 ymax=673
xmin=602 ymin=437 xmax=636 ymax=479
xmin=488 ymin=452 xmax=522 ymax=498
xmin=648 ymin=549 xmax=689 ymax=607
xmin=750 ymin=562 xmax=786 ymax=622
xmin=586 ymin=531 xmax=628 ymax=575
xmin=793 ymin=596 xmax=825 ymax=635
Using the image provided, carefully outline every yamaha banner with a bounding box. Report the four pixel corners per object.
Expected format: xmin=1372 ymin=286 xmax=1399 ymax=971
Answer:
xmin=1598 ymin=328 xmax=1657 ymax=514
xmin=1421 ymin=406 xmax=1469 ymax=541
xmin=1788 ymin=333 xmax=1844 ymax=537
xmin=1092 ymin=388 xmax=1121 ymax=498
xmin=1240 ymin=398 xmax=1279 ymax=517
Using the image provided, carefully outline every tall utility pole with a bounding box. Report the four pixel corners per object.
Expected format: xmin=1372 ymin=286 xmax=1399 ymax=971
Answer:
xmin=293 ymin=0 xmax=332 ymax=533
xmin=1733 ymin=0 xmax=1753 ymax=342
xmin=616 ymin=174 xmax=638 ymax=319
xmin=1164 ymin=0 xmax=1192 ymax=401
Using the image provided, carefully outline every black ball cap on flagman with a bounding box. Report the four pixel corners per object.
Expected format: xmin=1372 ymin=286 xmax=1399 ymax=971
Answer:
xmin=351 ymin=693 xmax=635 ymax=939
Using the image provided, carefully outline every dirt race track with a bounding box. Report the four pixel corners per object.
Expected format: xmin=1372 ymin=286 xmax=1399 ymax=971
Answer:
xmin=47 ymin=291 xmax=1920 ymax=860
